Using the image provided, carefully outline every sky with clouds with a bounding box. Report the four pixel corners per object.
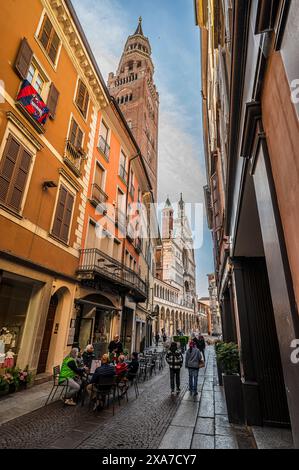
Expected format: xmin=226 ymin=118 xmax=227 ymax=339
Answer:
xmin=72 ymin=0 xmax=214 ymax=296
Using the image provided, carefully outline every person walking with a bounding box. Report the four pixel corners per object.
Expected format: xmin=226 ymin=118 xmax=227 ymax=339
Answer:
xmin=155 ymin=332 xmax=160 ymax=347
xmin=197 ymin=333 xmax=206 ymax=362
xmin=162 ymin=332 xmax=167 ymax=343
xmin=166 ymin=342 xmax=183 ymax=395
xmin=185 ymin=340 xmax=202 ymax=396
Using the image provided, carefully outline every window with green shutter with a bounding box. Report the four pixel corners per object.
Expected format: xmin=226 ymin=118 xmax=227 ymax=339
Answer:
xmin=0 ymin=134 xmax=32 ymax=212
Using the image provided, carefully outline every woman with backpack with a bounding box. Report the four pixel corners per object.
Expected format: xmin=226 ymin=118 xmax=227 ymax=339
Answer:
xmin=185 ymin=340 xmax=203 ymax=396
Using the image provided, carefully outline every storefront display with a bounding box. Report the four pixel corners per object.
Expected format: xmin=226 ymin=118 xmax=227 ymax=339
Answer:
xmin=0 ymin=273 xmax=33 ymax=364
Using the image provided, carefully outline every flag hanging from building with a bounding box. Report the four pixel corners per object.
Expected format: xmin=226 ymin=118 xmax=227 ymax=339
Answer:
xmin=16 ymin=79 xmax=49 ymax=125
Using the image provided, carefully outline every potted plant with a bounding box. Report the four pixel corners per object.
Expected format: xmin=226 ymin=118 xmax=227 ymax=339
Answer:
xmin=3 ymin=372 xmax=15 ymax=393
xmin=173 ymin=336 xmax=188 ymax=352
xmin=215 ymin=341 xmax=225 ymax=386
xmin=18 ymin=366 xmax=32 ymax=390
xmin=217 ymin=342 xmax=245 ymax=424
xmin=0 ymin=375 xmax=9 ymax=397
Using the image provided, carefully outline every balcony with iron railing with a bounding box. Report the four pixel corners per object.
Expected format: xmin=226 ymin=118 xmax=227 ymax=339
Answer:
xmin=63 ymin=140 xmax=86 ymax=177
xmin=97 ymin=136 xmax=110 ymax=161
xmin=119 ymin=165 xmax=128 ymax=184
xmin=90 ymin=183 xmax=108 ymax=208
xmin=78 ymin=248 xmax=147 ymax=302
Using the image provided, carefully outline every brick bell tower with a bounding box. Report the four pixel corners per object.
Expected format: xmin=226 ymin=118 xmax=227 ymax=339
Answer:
xmin=108 ymin=17 xmax=159 ymax=199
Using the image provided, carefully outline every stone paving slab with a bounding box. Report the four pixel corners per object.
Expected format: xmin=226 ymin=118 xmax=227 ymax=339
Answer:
xmin=198 ymin=399 xmax=214 ymax=418
xmin=182 ymin=391 xmax=201 ymax=402
xmin=191 ymin=434 xmax=215 ymax=449
xmin=159 ymin=426 xmax=193 ymax=449
xmin=215 ymin=414 xmax=230 ymax=428
xmin=171 ymin=401 xmax=199 ymax=427
xmin=194 ymin=417 xmax=214 ymax=435
xmin=215 ymin=400 xmax=227 ymax=415
xmin=215 ymin=424 xmax=237 ymax=437
xmin=251 ymin=426 xmax=293 ymax=449
xmin=215 ymin=435 xmax=238 ymax=449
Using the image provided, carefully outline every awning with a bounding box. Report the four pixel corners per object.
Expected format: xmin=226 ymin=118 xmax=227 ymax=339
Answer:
xmin=75 ymin=299 xmax=121 ymax=311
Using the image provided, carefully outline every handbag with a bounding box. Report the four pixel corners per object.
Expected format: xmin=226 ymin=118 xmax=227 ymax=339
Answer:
xmin=199 ymin=360 xmax=205 ymax=369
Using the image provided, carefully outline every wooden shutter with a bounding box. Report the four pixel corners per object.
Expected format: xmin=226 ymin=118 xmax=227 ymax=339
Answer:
xmin=48 ymin=30 xmax=60 ymax=64
xmin=52 ymin=186 xmax=66 ymax=238
xmin=0 ymin=134 xmax=32 ymax=211
xmin=95 ymin=163 xmax=104 ymax=188
xmin=60 ymin=192 xmax=74 ymax=242
xmin=9 ymin=148 xmax=31 ymax=211
xmin=0 ymin=135 xmax=20 ymax=204
xmin=47 ymin=83 xmax=59 ymax=119
xmin=83 ymin=90 xmax=89 ymax=117
xmin=76 ymin=80 xmax=85 ymax=110
xmin=76 ymin=79 xmax=89 ymax=117
xmin=15 ymin=38 xmax=33 ymax=79
xmin=76 ymin=128 xmax=83 ymax=149
xmin=52 ymin=186 xmax=74 ymax=243
xmin=211 ymin=173 xmax=221 ymax=230
xmin=39 ymin=15 xmax=52 ymax=50
xmin=38 ymin=14 xmax=60 ymax=64
xmin=69 ymin=119 xmax=78 ymax=146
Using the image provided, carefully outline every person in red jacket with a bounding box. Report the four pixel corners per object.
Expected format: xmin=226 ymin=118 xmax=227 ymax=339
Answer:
xmin=115 ymin=355 xmax=128 ymax=396
xmin=115 ymin=354 xmax=128 ymax=376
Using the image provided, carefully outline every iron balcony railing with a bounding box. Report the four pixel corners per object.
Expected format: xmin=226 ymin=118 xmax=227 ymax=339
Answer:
xmin=90 ymin=183 xmax=108 ymax=207
xmin=97 ymin=136 xmax=110 ymax=161
xmin=78 ymin=248 xmax=147 ymax=300
xmin=64 ymin=139 xmax=86 ymax=176
xmin=119 ymin=165 xmax=128 ymax=183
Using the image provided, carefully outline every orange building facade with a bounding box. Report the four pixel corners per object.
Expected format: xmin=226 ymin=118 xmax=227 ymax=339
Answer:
xmin=0 ymin=0 xmax=155 ymax=377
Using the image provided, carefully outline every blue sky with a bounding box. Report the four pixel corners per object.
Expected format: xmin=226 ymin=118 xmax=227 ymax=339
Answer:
xmin=72 ymin=0 xmax=214 ymax=296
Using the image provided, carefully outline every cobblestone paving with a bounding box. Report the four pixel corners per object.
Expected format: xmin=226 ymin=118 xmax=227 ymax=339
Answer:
xmin=0 ymin=346 xmax=257 ymax=449
xmin=0 ymin=363 xmax=190 ymax=449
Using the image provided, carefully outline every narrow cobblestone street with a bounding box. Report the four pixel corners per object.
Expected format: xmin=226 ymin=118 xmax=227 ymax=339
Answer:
xmin=0 ymin=346 xmax=262 ymax=449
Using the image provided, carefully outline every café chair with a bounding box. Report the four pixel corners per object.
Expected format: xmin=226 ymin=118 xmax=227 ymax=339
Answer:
xmin=45 ymin=365 xmax=68 ymax=405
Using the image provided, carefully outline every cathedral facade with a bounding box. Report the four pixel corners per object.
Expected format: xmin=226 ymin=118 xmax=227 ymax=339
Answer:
xmin=154 ymin=195 xmax=199 ymax=337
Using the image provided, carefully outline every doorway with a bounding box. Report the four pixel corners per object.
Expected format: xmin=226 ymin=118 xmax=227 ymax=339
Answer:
xmin=37 ymin=293 xmax=58 ymax=374
xmin=233 ymin=169 xmax=290 ymax=426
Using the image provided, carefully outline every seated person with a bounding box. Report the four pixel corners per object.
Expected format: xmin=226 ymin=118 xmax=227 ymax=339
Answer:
xmin=59 ymin=348 xmax=86 ymax=406
xmin=127 ymin=352 xmax=139 ymax=381
xmin=82 ymin=344 xmax=95 ymax=370
xmin=115 ymin=354 xmax=128 ymax=378
xmin=86 ymin=354 xmax=115 ymax=408
xmin=115 ymin=355 xmax=129 ymax=396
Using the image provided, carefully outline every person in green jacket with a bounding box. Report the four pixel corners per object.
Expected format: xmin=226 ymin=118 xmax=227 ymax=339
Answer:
xmin=59 ymin=348 xmax=85 ymax=406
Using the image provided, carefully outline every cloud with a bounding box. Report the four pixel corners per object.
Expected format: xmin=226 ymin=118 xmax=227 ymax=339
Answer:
xmin=72 ymin=0 xmax=131 ymax=81
xmin=72 ymin=0 xmax=211 ymax=295
xmin=157 ymin=86 xmax=206 ymax=205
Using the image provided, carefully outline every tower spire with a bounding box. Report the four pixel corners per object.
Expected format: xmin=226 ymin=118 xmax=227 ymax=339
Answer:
xmin=134 ymin=16 xmax=144 ymax=36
